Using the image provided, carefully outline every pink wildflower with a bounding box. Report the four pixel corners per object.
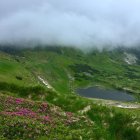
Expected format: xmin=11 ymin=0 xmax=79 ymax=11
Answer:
xmin=43 ymin=115 xmax=50 ymax=122
xmin=2 ymin=108 xmax=37 ymax=118
xmin=6 ymin=97 xmax=14 ymax=104
xmin=38 ymin=103 xmax=48 ymax=113
xmin=15 ymin=98 xmax=24 ymax=104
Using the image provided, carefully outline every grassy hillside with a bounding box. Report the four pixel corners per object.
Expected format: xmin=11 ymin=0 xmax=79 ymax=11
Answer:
xmin=0 ymin=92 xmax=139 ymax=140
xmin=21 ymin=47 xmax=140 ymax=99
xmin=0 ymin=46 xmax=140 ymax=139
xmin=0 ymin=51 xmax=38 ymax=87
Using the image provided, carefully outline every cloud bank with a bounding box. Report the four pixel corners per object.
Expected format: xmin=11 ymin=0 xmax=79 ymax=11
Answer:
xmin=0 ymin=0 xmax=140 ymax=49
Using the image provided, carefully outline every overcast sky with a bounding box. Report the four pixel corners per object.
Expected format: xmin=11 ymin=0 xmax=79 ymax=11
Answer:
xmin=0 ymin=0 xmax=140 ymax=49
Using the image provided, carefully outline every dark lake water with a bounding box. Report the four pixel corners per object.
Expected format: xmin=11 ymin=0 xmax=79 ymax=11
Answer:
xmin=77 ymin=87 xmax=135 ymax=101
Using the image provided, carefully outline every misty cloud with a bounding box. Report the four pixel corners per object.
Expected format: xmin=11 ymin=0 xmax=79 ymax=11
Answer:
xmin=0 ymin=0 xmax=140 ymax=49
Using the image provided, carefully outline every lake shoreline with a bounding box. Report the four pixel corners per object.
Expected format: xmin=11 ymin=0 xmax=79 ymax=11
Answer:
xmin=76 ymin=86 xmax=136 ymax=102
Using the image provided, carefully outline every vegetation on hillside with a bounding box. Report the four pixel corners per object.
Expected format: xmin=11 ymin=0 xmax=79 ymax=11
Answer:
xmin=0 ymin=92 xmax=139 ymax=140
xmin=0 ymin=46 xmax=140 ymax=139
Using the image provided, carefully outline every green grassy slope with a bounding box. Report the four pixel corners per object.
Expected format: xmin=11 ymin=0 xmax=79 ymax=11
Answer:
xmin=20 ymin=47 xmax=140 ymax=99
xmin=0 ymin=47 xmax=140 ymax=139
xmin=0 ymin=51 xmax=38 ymax=86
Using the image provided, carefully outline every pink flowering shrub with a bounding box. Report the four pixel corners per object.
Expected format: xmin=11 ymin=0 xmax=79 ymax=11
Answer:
xmin=43 ymin=115 xmax=51 ymax=122
xmin=0 ymin=94 xmax=88 ymax=140
xmin=1 ymin=108 xmax=52 ymax=123
xmin=38 ymin=103 xmax=48 ymax=113
xmin=2 ymin=108 xmax=37 ymax=118
xmin=6 ymin=97 xmax=14 ymax=104
xmin=15 ymin=98 xmax=24 ymax=104
xmin=0 ymin=96 xmax=52 ymax=124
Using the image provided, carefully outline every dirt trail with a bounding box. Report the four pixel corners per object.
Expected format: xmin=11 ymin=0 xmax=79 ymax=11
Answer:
xmin=91 ymin=98 xmax=140 ymax=109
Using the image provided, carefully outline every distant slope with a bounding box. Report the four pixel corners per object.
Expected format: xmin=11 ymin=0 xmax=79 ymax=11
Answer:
xmin=21 ymin=47 xmax=140 ymax=99
xmin=0 ymin=51 xmax=37 ymax=86
xmin=0 ymin=47 xmax=140 ymax=99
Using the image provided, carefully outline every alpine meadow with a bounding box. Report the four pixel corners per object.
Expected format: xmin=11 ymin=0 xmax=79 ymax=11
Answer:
xmin=0 ymin=0 xmax=140 ymax=140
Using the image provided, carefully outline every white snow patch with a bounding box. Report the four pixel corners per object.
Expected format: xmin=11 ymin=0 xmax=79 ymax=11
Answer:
xmin=124 ymin=52 xmax=137 ymax=65
xmin=38 ymin=76 xmax=52 ymax=89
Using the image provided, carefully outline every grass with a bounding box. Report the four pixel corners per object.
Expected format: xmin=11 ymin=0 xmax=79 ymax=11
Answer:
xmin=0 ymin=51 xmax=37 ymax=87
xmin=0 ymin=46 xmax=140 ymax=139
xmin=23 ymin=47 xmax=140 ymax=100
xmin=0 ymin=91 xmax=139 ymax=140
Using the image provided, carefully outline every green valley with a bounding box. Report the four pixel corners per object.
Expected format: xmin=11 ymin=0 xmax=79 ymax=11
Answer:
xmin=0 ymin=46 xmax=140 ymax=140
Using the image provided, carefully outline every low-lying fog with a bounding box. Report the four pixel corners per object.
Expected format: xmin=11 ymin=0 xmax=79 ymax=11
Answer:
xmin=0 ymin=0 xmax=140 ymax=49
